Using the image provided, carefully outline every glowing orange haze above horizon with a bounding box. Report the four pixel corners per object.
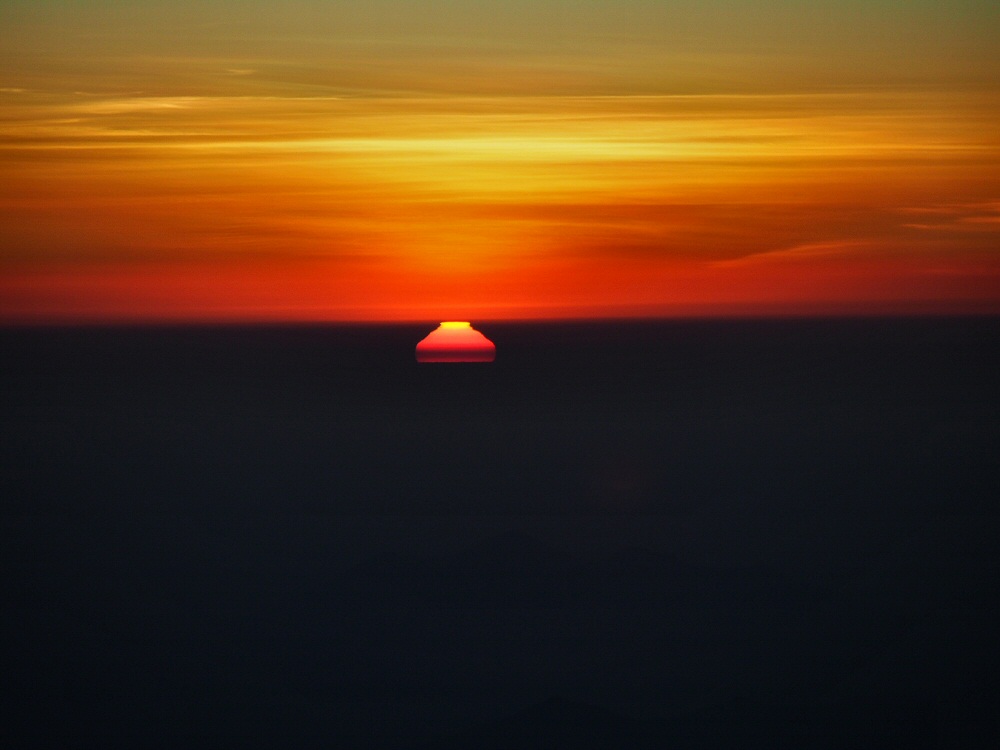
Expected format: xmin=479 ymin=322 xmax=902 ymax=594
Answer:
xmin=2 ymin=3 xmax=999 ymax=322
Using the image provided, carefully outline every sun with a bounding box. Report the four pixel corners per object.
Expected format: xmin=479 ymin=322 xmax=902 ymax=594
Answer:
xmin=416 ymin=321 xmax=496 ymax=363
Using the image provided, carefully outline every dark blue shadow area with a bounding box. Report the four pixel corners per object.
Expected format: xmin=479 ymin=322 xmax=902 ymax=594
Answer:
xmin=2 ymin=319 xmax=999 ymax=748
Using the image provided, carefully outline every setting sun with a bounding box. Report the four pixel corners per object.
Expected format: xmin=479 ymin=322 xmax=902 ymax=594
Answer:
xmin=416 ymin=321 xmax=496 ymax=362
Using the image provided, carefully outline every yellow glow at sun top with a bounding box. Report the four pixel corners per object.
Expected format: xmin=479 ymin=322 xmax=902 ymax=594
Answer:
xmin=440 ymin=321 xmax=472 ymax=329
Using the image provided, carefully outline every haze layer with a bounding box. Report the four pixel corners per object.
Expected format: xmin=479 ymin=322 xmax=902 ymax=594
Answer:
xmin=2 ymin=1 xmax=999 ymax=320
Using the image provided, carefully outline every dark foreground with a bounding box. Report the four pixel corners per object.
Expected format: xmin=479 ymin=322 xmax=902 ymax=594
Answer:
xmin=3 ymin=318 xmax=999 ymax=748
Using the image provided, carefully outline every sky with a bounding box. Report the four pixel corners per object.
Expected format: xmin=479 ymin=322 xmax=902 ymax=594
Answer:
xmin=2 ymin=1 xmax=999 ymax=321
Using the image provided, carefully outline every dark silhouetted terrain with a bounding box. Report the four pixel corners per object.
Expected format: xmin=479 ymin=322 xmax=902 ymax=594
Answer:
xmin=3 ymin=319 xmax=998 ymax=747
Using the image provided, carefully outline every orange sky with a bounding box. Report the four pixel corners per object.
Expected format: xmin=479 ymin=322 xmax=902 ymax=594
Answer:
xmin=2 ymin=2 xmax=999 ymax=321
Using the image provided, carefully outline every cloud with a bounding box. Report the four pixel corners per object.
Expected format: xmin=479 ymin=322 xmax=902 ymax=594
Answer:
xmin=71 ymin=96 xmax=201 ymax=114
xmin=900 ymin=201 xmax=1000 ymax=232
xmin=710 ymin=240 xmax=868 ymax=268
